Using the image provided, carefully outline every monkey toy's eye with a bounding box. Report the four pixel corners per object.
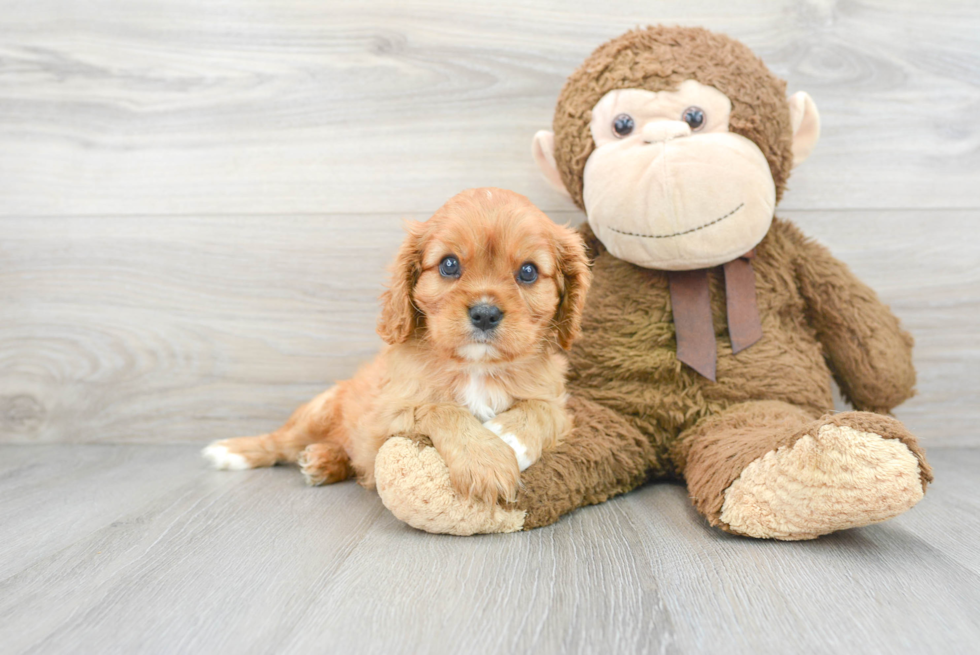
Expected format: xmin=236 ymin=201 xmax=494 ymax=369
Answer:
xmin=681 ymin=106 xmax=705 ymax=131
xmin=517 ymin=262 xmax=538 ymax=284
xmin=612 ymin=113 xmax=635 ymax=137
xmin=439 ymin=255 xmax=460 ymax=278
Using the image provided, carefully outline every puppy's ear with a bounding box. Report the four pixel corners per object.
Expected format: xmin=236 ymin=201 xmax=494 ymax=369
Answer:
xmin=553 ymin=224 xmax=592 ymax=350
xmin=377 ymin=221 xmax=425 ymax=345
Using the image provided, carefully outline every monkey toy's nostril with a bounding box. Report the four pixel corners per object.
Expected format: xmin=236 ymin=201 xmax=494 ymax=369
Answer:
xmin=469 ymin=304 xmax=504 ymax=331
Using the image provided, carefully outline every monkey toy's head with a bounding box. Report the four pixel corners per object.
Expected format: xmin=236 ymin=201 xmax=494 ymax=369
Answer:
xmin=533 ymin=26 xmax=820 ymax=271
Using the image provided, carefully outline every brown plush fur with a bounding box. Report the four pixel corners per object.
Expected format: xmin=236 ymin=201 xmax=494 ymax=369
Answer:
xmin=552 ymin=26 xmax=794 ymax=208
xmin=518 ymin=396 xmax=658 ymax=529
xmin=506 ymin=217 xmax=930 ymax=531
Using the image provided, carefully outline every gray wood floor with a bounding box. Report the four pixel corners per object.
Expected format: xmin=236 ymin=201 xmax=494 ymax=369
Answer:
xmin=1 ymin=444 xmax=978 ymax=655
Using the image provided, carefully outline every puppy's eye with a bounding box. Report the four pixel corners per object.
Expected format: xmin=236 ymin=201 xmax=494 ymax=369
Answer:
xmin=612 ymin=113 xmax=635 ymax=138
xmin=439 ymin=255 xmax=460 ymax=278
xmin=517 ymin=262 xmax=538 ymax=284
xmin=681 ymin=106 xmax=705 ymax=131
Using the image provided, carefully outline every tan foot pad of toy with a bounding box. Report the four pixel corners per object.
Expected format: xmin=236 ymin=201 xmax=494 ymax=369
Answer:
xmin=376 ymin=436 xmax=526 ymax=535
xmin=720 ymin=424 xmax=924 ymax=540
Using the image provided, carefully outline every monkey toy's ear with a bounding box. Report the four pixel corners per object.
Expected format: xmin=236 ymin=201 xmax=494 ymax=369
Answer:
xmin=788 ymin=91 xmax=821 ymax=167
xmin=532 ymin=131 xmax=572 ymax=200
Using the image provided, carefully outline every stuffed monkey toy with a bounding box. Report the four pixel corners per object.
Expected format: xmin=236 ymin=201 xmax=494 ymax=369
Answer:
xmin=373 ymin=26 xmax=932 ymax=539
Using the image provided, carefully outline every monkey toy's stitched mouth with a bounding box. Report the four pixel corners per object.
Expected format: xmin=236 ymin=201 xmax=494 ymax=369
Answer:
xmin=604 ymin=203 xmax=744 ymax=239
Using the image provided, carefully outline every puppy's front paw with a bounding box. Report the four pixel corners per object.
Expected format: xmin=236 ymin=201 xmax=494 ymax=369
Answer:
xmin=483 ymin=420 xmax=533 ymax=471
xmin=201 ymin=437 xmax=274 ymax=470
xmin=447 ymin=437 xmax=521 ymax=505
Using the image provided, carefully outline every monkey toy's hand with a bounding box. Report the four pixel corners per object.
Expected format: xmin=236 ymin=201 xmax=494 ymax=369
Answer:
xmin=374 ymin=433 xmax=526 ymax=535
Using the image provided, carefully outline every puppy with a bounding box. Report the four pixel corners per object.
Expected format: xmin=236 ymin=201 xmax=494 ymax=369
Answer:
xmin=203 ymin=188 xmax=591 ymax=504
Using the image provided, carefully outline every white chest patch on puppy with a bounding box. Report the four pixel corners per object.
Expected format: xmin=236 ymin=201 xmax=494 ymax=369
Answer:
xmin=484 ymin=421 xmax=533 ymax=471
xmin=458 ymin=372 xmax=512 ymax=423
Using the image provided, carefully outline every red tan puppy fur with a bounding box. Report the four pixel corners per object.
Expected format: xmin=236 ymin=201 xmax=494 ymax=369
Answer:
xmin=203 ymin=188 xmax=591 ymax=505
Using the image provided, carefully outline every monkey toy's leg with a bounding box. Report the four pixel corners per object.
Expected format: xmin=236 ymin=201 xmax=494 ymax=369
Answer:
xmin=375 ymin=396 xmax=661 ymax=535
xmin=673 ymin=400 xmax=932 ymax=540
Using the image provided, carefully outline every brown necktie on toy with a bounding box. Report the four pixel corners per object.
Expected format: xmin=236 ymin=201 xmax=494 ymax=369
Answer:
xmin=668 ymin=251 xmax=763 ymax=381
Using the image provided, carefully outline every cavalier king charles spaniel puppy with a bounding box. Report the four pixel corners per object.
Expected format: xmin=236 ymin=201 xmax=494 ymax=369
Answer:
xmin=203 ymin=188 xmax=591 ymax=504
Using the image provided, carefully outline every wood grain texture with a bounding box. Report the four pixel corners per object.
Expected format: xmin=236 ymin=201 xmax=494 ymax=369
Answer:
xmin=0 ymin=213 xmax=406 ymax=444
xmin=0 ymin=0 xmax=978 ymax=215
xmin=1 ymin=444 xmax=978 ymax=654
xmin=2 ymin=209 xmax=977 ymax=446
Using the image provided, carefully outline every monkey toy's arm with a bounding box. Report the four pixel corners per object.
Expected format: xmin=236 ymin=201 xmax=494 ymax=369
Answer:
xmin=790 ymin=227 xmax=916 ymax=414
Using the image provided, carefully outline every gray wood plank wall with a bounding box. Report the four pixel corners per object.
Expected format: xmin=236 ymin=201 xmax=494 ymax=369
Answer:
xmin=1 ymin=0 xmax=978 ymax=446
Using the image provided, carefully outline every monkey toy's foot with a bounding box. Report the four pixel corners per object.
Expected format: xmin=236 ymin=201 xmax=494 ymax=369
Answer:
xmin=374 ymin=435 xmax=526 ymax=535
xmin=719 ymin=413 xmax=932 ymax=541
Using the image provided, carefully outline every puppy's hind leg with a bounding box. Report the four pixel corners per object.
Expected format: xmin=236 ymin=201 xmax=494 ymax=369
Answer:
xmin=203 ymin=387 xmax=341 ymax=470
xmin=298 ymin=442 xmax=354 ymax=486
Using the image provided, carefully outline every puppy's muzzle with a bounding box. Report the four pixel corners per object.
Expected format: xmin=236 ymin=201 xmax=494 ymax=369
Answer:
xmin=468 ymin=303 xmax=503 ymax=334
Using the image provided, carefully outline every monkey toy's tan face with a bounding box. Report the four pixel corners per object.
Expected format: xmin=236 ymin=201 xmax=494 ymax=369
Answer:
xmin=584 ymin=80 xmax=773 ymax=270
xmin=534 ymin=79 xmax=820 ymax=271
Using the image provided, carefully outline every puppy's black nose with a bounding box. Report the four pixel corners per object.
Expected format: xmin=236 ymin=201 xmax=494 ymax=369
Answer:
xmin=469 ymin=304 xmax=503 ymax=331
